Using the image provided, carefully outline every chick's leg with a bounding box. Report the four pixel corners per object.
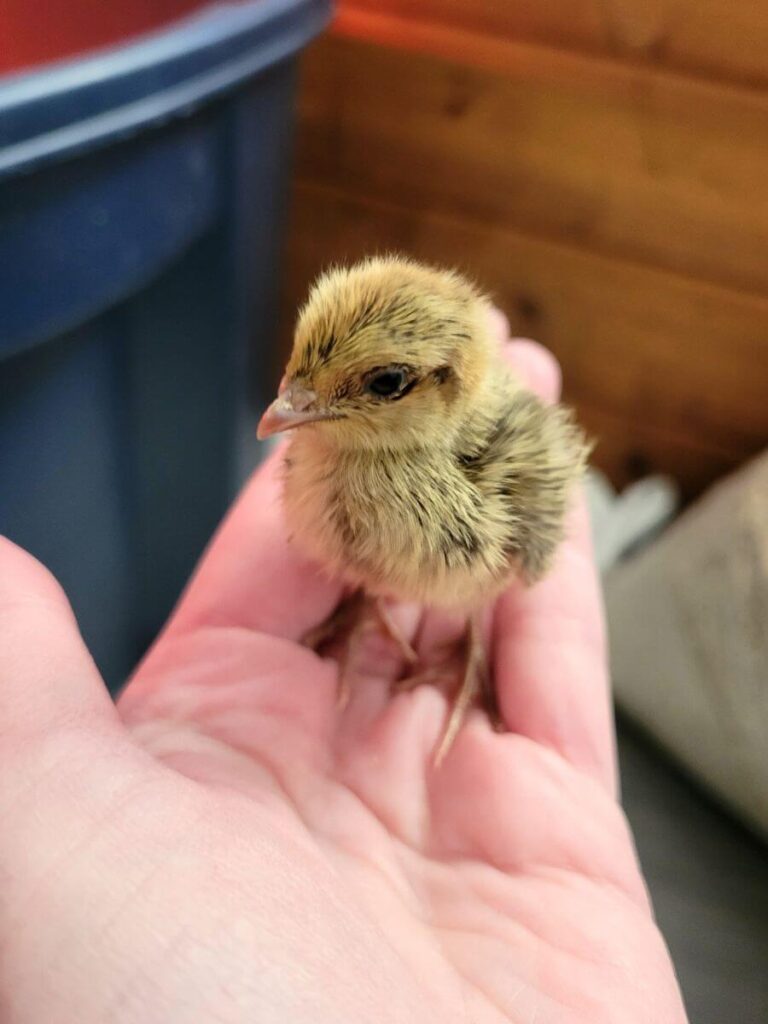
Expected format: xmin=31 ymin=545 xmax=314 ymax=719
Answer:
xmin=301 ymin=591 xmax=363 ymax=708
xmin=335 ymin=616 xmax=367 ymax=711
xmin=301 ymin=590 xmax=366 ymax=651
xmin=433 ymin=613 xmax=503 ymax=765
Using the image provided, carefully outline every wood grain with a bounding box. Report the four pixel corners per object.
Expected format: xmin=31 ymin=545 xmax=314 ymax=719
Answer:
xmin=297 ymin=33 xmax=768 ymax=295
xmin=340 ymin=0 xmax=768 ymax=89
xmin=283 ymin=182 xmax=768 ymax=498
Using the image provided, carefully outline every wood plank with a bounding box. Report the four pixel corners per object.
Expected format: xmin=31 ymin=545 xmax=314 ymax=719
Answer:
xmin=297 ymin=33 xmax=768 ymax=296
xmin=282 ymin=182 xmax=768 ymax=498
xmin=339 ymin=0 xmax=768 ymax=90
xmin=576 ymin=404 xmax=740 ymax=497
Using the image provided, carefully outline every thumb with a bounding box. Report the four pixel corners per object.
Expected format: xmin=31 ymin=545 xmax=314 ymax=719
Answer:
xmin=0 ymin=537 xmax=122 ymax=766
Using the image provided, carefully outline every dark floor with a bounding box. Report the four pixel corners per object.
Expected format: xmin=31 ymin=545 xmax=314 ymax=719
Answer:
xmin=617 ymin=719 xmax=768 ymax=1024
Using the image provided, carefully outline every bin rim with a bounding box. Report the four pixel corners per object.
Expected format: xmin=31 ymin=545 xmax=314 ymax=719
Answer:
xmin=0 ymin=0 xmax=331 ymax=179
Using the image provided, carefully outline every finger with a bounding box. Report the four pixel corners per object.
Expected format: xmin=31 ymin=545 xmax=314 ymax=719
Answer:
xmin=507 ymin=337 xmax=562 ymax=405
xmin=494 ymin=491 xmax=617 ymax=793
xmin=489 ymin=306 xmax=560 ymax=403
xmin=163 ymin=451 xmax=344 ymax=643
xmin=0 ymin=537 xmax=122 ymax=769
xmin=487 ymin=305 xmax=511 ymax=344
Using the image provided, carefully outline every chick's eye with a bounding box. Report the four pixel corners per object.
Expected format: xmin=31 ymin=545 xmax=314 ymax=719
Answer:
xmin=366 ymin=368 xmax=407 ymax=398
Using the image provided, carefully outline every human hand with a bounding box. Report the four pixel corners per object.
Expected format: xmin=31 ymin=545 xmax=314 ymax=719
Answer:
xmin=0 ymin=328 xmax=688 ymax=1023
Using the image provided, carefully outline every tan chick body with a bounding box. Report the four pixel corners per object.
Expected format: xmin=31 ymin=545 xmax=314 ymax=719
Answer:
xmin=274 ymin=258 xmax=588 ymax=611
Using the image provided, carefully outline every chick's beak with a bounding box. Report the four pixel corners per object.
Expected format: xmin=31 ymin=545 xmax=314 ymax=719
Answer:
xmin=257 ymin=380 xmax=332 ymax=439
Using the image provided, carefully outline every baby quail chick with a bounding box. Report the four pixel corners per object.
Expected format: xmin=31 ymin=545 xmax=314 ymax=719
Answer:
xmin=258 ymin=256 xmax=589 ymax=761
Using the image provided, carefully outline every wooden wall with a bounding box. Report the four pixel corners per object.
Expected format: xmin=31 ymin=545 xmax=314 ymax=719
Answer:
xmin=281 ymin=3 xmax=768 ymax=498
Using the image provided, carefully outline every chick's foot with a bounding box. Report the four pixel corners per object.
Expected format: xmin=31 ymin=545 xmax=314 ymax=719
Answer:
xmin=397 ymin=615 xmax=504 ymax=765
xmin=301 ymin=591 xmax=417 ymax=709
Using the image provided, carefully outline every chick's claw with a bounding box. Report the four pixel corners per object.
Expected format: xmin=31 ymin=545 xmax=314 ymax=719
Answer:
xmin=394 ymin=615 xmax=505 ymax=764
xmin=372 ymin=599 xmax=418 ymax=665
xmin=433 ymin=615 xmax=497 ymax=765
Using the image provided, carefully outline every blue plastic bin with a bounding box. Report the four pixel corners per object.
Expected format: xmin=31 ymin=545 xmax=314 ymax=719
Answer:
xmin=0 ymin=0 xmax=330 ymax=689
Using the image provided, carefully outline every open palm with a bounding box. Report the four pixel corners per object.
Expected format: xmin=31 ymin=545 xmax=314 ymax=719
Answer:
xmin=0 ymin=339 xmax=687 ymax=1024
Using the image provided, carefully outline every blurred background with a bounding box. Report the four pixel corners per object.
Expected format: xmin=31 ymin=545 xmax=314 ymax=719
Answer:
xmin=0 ymin=2 xmax=766 ymax=1020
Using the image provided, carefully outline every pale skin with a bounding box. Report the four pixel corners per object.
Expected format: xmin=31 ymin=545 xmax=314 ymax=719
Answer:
xmin=0 ymin=325 xmax=688 ymax=1023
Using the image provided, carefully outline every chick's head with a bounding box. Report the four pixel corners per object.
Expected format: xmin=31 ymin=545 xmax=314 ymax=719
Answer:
xmin=259 ymin=257 xmax=495 ymax=450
